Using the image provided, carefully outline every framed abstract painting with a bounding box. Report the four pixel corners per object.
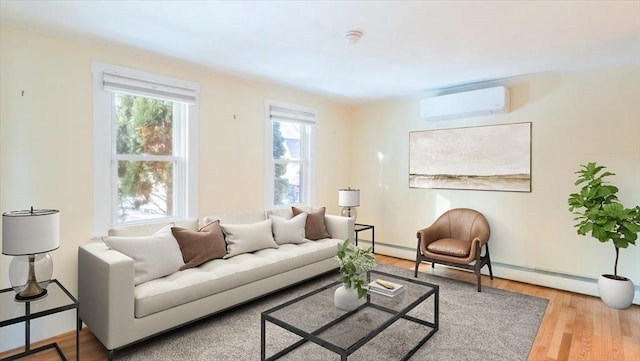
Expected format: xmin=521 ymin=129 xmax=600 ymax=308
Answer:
xmin=409 ymin=122 xmax=531 ymax=192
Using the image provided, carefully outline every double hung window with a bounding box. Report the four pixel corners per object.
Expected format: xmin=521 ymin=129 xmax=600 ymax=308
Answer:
xmin=265 ymin=101 xmax=316 ymax=208
xmin=92 ymin=63 xmax=199 ymax=235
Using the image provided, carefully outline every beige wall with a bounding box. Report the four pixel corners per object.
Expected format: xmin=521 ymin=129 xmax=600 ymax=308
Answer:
xmin=350 ymin=65 xmax=640 ymax=300
xmin=1 ymin=23 xmax=639 ymax=347
xmin=0 ymin=25 xmax=352 ymax=346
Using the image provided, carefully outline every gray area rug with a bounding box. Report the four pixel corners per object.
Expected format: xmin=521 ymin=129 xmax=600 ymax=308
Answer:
xmin=117 ymin=265 xmax=548 ymax=361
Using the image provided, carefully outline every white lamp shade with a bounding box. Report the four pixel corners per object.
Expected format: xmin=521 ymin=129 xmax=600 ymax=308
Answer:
xmin=2 ymin=209 xmax=60 ymax=255
xmin=338 ymin=189 xmax=360 ymax=207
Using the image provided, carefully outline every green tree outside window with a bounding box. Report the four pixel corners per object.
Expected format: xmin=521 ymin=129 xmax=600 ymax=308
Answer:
xmin=115 ymin=94 xmax=174 ymax=221
xmin=273 ymin=120 xmax=291 ymax=205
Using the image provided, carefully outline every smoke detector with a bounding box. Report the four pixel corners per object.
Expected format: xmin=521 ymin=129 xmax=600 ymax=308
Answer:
xmin=344 ymin=30 xmax=363 ymax=45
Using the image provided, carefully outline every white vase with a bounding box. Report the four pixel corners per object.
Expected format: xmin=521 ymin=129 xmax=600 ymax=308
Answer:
xmin=334 ymin=284 xmax=365 ymax=311
xmin=597 ymin=274 xmax=635 ymax=310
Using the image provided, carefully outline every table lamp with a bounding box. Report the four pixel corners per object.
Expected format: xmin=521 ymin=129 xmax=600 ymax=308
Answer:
xmin=2 ymin=207 xmax=60 ymax=301
xmin=338 ymin=188 xmax=360 ymax=221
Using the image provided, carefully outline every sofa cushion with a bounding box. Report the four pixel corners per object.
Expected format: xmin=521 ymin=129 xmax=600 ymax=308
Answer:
xmin=269 ymin=213 xmax=308 ymax=245
xmin=108 ymin=219 xmax=199 ymax=237
xmin=133 ymin=238 xmax=343 ymax=318
xmin=221 ymin=219 xmax=279 ymax=258
xmin=203 ymin=211 xmax=266 ymax=226
xmin=172 ymin=221 xmax=227 ymax=270
xmin=292 ymin=206 xmax=332 ymax=240
xmin=266 ymin=208 xmax=294 ymax=219
xmin=103 ymin=224 xmax=184 ymax=285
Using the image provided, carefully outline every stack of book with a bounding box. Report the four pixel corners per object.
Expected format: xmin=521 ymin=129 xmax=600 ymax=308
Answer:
xmin=368 ymin=279 xmax=405 ymax=297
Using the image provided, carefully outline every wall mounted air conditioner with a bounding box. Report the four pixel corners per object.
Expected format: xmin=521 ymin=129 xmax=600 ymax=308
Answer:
xmin=420 ymin=86 xmax=510 ymax=120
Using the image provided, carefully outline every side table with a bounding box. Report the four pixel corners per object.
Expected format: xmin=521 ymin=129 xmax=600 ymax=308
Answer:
xmin=1 ymin=279 xmax=79 ymax=361
xmin=354 ymin=223 xmax=375 ymax=253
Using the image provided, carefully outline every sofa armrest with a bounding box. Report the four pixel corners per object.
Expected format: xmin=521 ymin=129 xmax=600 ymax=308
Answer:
xmin=78 ymin=242 xmax=135 ymax=350
xmin=324 ymin=214 xmax=355 ymax=241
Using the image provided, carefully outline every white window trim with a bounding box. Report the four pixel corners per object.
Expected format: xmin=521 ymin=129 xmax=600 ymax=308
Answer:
xmin=92 ymin=62 xmax=199 ymax=237
xmin=264 ymin=99 xmax=317 ymax=209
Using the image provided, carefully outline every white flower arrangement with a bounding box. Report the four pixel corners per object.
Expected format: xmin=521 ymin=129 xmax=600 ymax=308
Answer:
xmin=335 ymin=239 xmax=375 ymax=298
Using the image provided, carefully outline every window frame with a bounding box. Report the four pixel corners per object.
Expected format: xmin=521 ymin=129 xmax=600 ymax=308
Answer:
xmin=92 ymin=62 xmax=199 ymax=236
xmin=264 ymin=99 xmax=317 ymax=209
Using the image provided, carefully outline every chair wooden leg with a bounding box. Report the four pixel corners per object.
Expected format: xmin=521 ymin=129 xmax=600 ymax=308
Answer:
xmin=475 ymin=245 xmax=482 ymax=292
xmin=485 ymin=244 xmax=494 ymax=280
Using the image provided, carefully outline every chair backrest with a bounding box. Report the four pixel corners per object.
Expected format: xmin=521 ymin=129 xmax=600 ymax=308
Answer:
xmin=435 ymin=208 xmax=490 ymax=242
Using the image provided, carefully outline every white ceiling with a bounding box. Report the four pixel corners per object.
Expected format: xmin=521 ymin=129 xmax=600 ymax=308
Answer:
xmin=1 ymin=1 xmax=639 ymax=103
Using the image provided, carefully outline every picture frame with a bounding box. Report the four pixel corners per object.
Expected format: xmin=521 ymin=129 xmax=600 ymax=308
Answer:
xmin=409 ymin=122 xmax=531 ymax=192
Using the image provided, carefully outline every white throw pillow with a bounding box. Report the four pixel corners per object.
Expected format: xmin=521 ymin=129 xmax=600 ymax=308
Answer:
xmin=221 ymin=219 xmax=278 ymax=258
xmin=269 ymin=213 xmax=308 ymax=245
xmin=103 ymin=224 xmax=184 ymax=285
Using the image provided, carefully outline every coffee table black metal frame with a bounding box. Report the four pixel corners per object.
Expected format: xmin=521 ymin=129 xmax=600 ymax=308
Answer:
xmin=261 ymin=270 xmax=438 ymax=361
xmin=0 ymin=279 xmax=79 ymax=361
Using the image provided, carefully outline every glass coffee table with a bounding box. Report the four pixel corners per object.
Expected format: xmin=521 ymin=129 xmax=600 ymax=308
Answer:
xmin=261 ymin=270 xmax=439 ymax=361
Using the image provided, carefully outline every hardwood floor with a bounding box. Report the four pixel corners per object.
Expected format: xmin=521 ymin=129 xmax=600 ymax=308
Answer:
xmin=2 ymin=254 xmax=639 ymax=360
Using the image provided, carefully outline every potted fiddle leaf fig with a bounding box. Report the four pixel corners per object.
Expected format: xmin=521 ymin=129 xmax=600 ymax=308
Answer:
xmin=568 ymin=162 xmax=640 ymax=309
xmin=334 ymin=239 xmax=375 ymax=311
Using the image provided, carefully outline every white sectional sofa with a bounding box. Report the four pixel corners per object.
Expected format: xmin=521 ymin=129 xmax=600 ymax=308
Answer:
xmin=78 ymin=208 xmax=354 ymax=360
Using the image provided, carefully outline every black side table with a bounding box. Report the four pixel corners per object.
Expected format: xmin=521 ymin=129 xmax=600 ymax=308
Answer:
xmin=1 ymin=279 xmax=79 ymax=361
xmin=354 ymin=223 xmax=375 ymax=253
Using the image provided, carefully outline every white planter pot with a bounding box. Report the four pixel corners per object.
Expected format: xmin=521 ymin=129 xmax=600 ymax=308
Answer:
xmin=597 ymin=274 xmax=635 ymax=310
xmin=334 ymin=284 xmax=365 ymax=311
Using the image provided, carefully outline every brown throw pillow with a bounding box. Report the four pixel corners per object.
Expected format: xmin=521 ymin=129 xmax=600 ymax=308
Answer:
xmin=292 ymin=206 xmax=332 ymax=240
xmin=171 ymin=220 xmax=226 ymax=270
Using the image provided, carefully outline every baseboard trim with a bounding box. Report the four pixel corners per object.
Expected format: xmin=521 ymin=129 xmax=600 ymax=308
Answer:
xmin=367 ymin=241 xmax=640 ymax=305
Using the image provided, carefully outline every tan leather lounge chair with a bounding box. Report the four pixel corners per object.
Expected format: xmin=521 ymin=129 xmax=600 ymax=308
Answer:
xmin=415 ymin=208 xmax=493 ymax=291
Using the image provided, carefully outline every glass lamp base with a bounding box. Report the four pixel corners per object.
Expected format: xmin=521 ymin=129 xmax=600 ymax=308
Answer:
xmin=340 ymin=207 xmax=358 ymax=221
xmin=15 ymin=288 xmax=48 ymax=301
xmin=9 ymin=253 xmax=53 ymax=302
